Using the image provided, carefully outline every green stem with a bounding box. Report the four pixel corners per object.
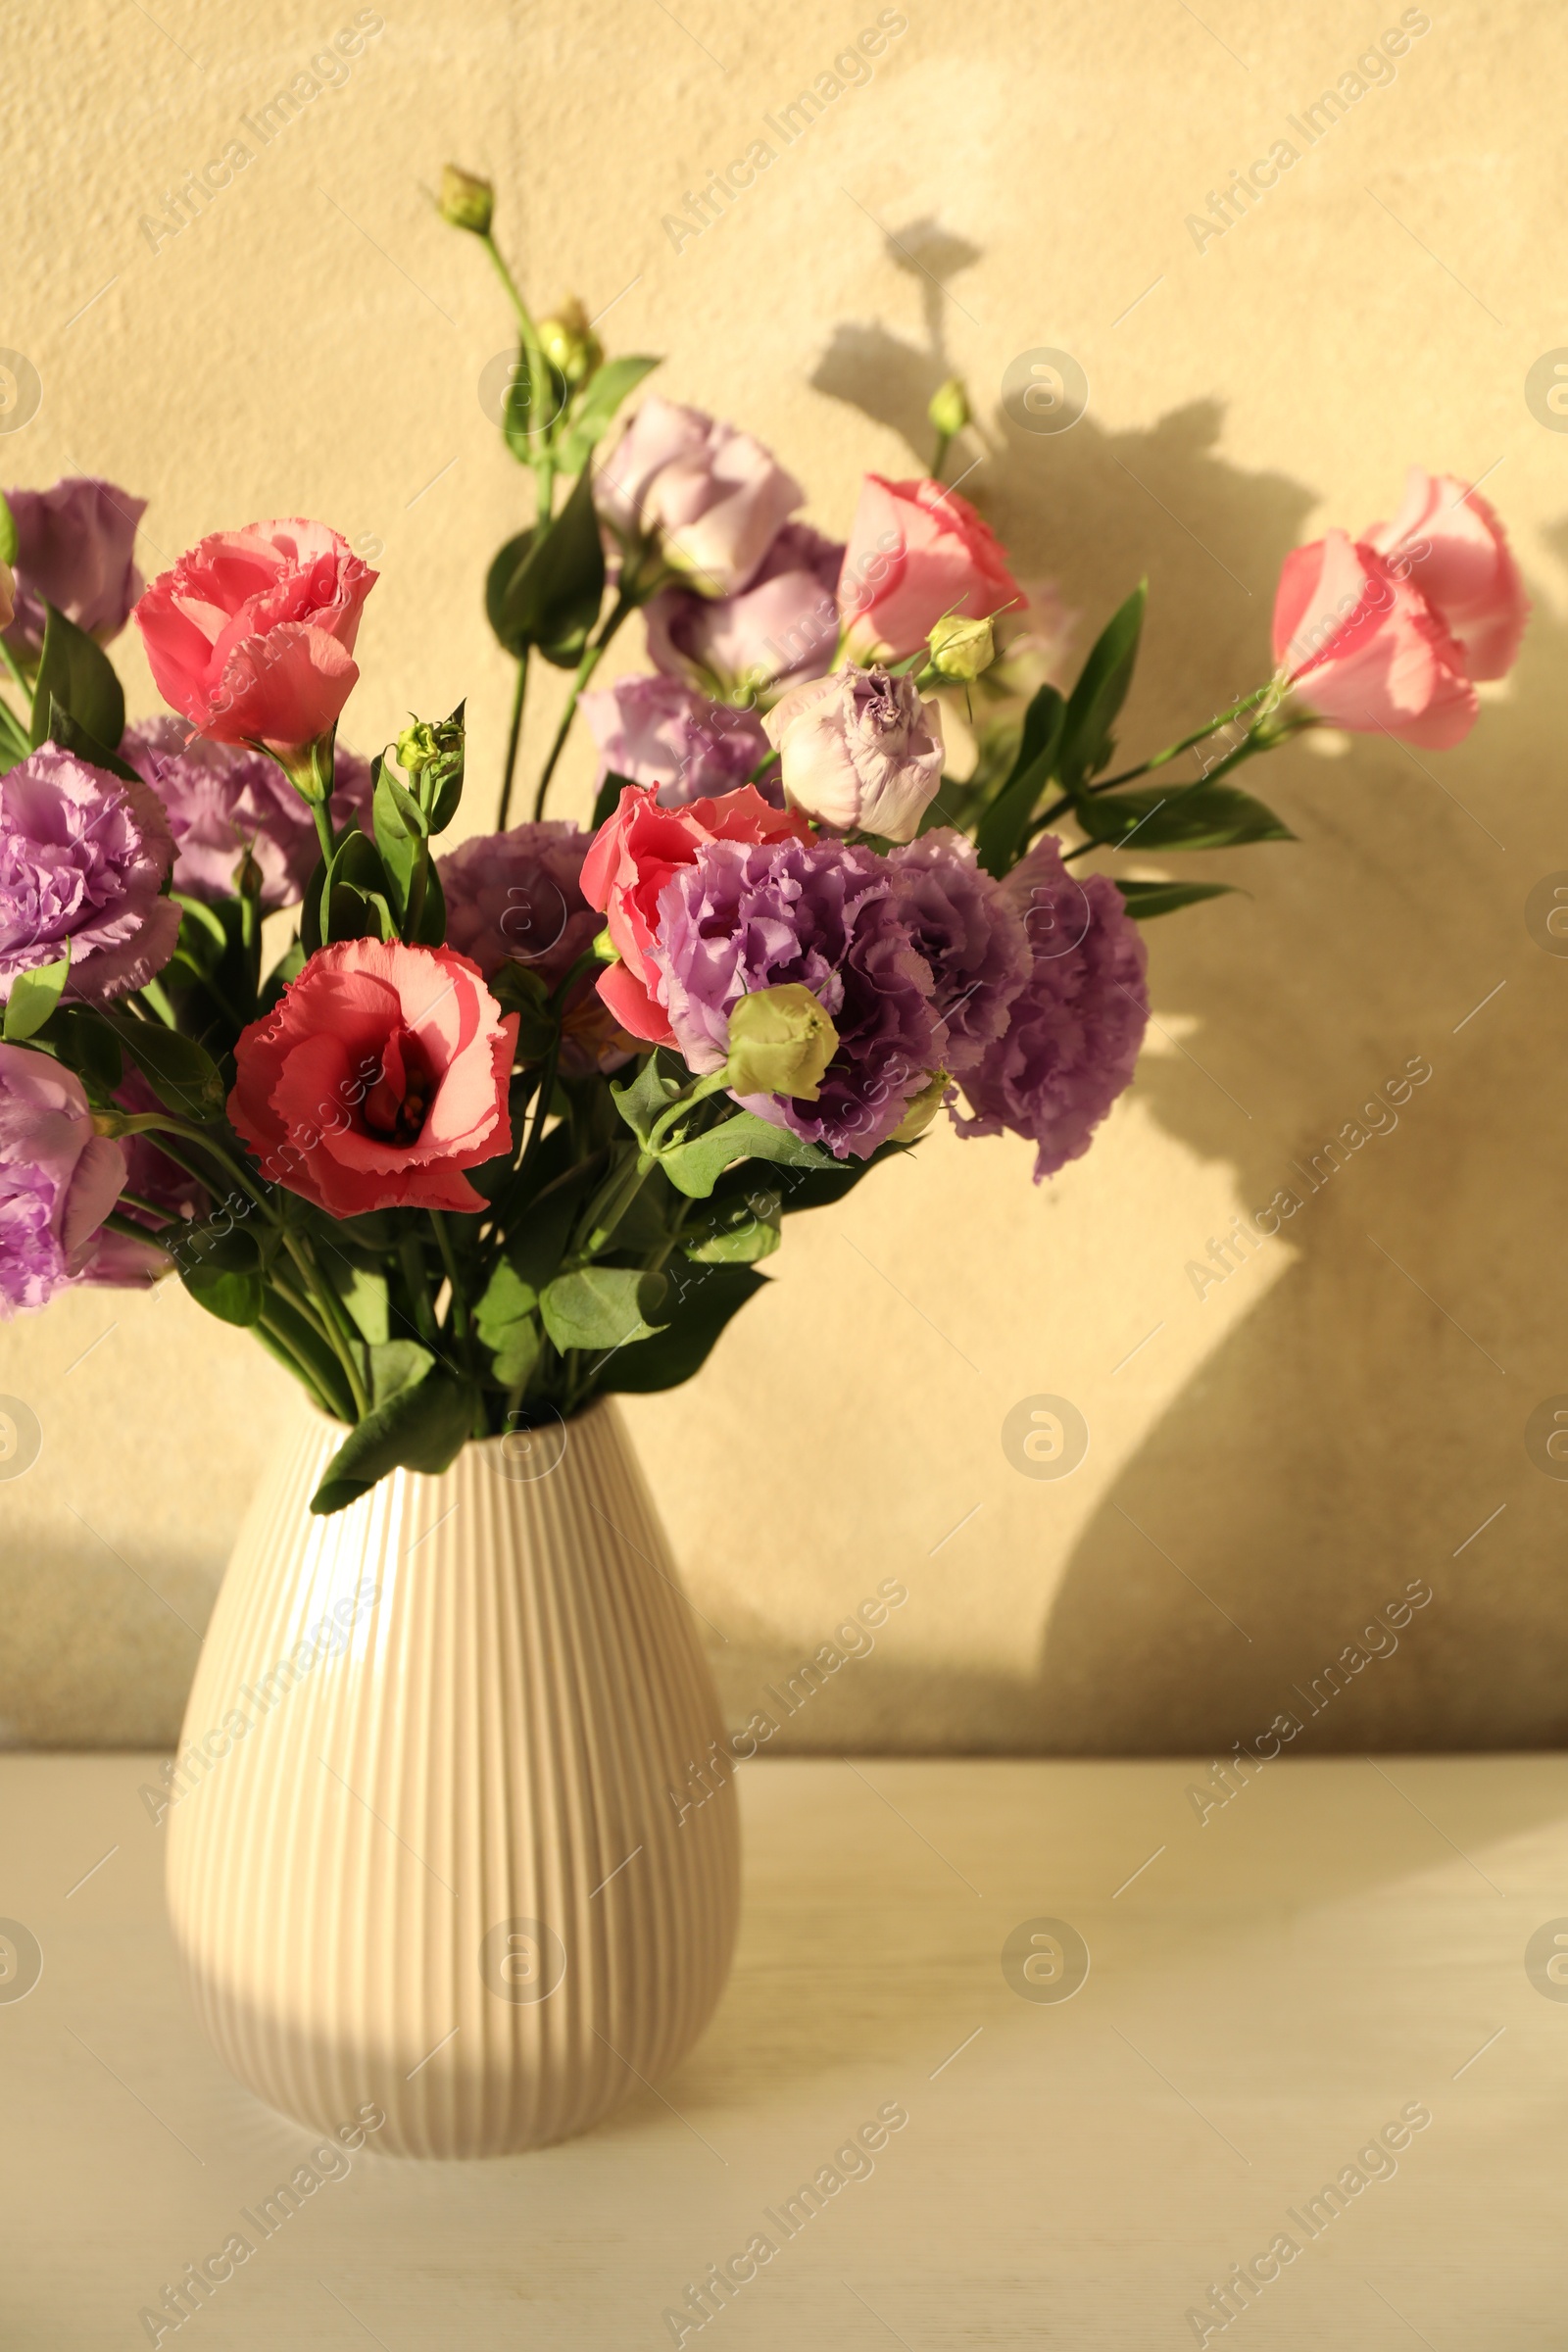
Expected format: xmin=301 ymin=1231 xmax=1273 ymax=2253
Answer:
xmin=258 ymin=1298 xmax=352 ymax=1422
xmin=498 ymin=653 xmax=529 ymax=831
xmin=114 ymin=1191 xmax=176 ymax=1225
xmin=931 ymin=429 xmax=952 ymax=479
xmin=283 ymin=1233 xmax=368 ymax=1418
xmin=101 ymin=1208 xmax=172 ymax=1250
xmin=399 ymin=1230 xmax=440 ymax=1345
xmin=0 ymin=631 xmax=34 ymax=715
xmin=569 ymin=1144 xmax=653 ymax=1265
xmin=532 ymin=589 xmax=637 ymax=820
xmin=428 ymin=1210 xmax=471 ymax=1346
xmin=648 ymin=1068 xmax=731 ymax=1152
xmin=482 ymin=232 xmax=555 ymax=459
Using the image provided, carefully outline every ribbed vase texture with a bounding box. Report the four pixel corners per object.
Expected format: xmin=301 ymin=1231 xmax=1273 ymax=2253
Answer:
xmin=165 ymin=1397 xmax=740 ymax=2156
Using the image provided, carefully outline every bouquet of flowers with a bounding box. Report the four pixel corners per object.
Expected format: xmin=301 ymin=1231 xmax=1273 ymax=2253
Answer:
xmin=0 ymin=167 xmax=1525 ymax=1516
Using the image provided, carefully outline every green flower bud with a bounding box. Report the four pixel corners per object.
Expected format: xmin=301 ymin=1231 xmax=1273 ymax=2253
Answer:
xmin=231 ymin=845 xmax=265 ymax=901
xmin=891 ymin=1069 xmax=948 ymax=1143
xmin=592 ymin=926 xmax=620 ymax=963
xmin=724 ymin=984 xmax=839 ymax=1103
xmin=927 ymin=375 xmax=970 ymax=441
xmin=538 ymin=296 xmax=604 ymax=389
xmin=439 ymin=165 xmax=494 ymax=236
xmin=925 ymin=612 xmax=995 ymax=683
xmin=396 ymin=720 xmax=441 ymax=776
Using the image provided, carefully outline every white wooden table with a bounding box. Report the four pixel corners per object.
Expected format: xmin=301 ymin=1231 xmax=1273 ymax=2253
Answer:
xmin=2 ymin=1753 xmax=1565 ymax=2348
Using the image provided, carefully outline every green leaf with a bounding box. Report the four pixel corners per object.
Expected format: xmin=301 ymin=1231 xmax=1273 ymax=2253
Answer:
xmin=310 ymin=1342 xmax=476 ymax=1514
xmin=610 ymin=1051 xmax=685 ymax=1148
xmin=101 ymin=1010 xmax=226 ymax=1121
xmin=503 ymin=346 xmax=567 ymax=466
xmin=0 ymin=492 xmax=16 ymax=567
xmin=974 ymin=684 xmax=1066 ymax=878
xmin=505 ymin=1157 xmax=598 ymax=1292
xmin=682 ymin=1187 xmax=782 ymax=1262
xmin=475 ymin=1259 xmax=541 ymax=1386
xmin=538 ymin=1264 xmax=667 ymax=1353
xmin=46 ymin=1004 xmax=122 ymax=1094
xmin=421 ymin=702 xmax=466 ymax=835
xmin=2 ymin=949 xmax=70 ymax=1042
xmin=318 ymin=823 xmax=397 ymax=945
xmin=590 ymin=766 xmax=633 ymax=832
xmin=410 ymin=848 xmax=446 ymax=947
xmin=321 ymin=1254 xmax=391 ymax=1346
xmin=30 ymin=602 xmax=124 ymax=752
xmin=486 ymin=961 xmax=559 ymax=1060
xmin=658 ymin=1109 xmax=836 ymax=1200
xmin=39 ymin=699 xmax=141 ymax=784
xmin=372 ymin=757 xmax=424 ymax=922
xmin=1058 ymin=582 xmax=1146 ymax=797
xmin=1115 ymin=877 xmax=1241 ymax=920
xmin=598 ymin=1264 xmax=767 ymax=1395
xmin=0 ymin=694 xmax=30 ymax=770
xmin=486 ymin=530 xmax=534 ymax=658
xmin=1075 ymin=781 xmax=1294 ymax=854
xmin=555 ymin=354 xmax=662 ymax=477
xmin=491 ymin=467 xmax=605 ymax=666
xmin=182 ymin=1262 xmax=263 ymax=1327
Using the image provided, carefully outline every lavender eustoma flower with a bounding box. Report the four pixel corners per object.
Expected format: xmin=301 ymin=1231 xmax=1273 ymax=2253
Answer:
xmin=595 ymin=396 xmax=804 ymax=597
xmin=650 ymin=834 xmax=944 ymax=1158
xmin=950 ymin=835 xmax=1149 ymax=1180
xmin=438 ymin=822 xmax=602 ymax=987
xmin=580 ymin=674 xmax=773 ymax=809
xmin=0 ymin=1042 xmax=143 ymax=1312
xmin=0 ymin=746 xmax=179 ymax=1004
xmin=889 ymin=829 xmax=1030 ymax=1072
xmin=123 ymin=720 xmax=374 ymax=911
xmin=762 ymin=662 xmax=944 ymax=843
xmin=2 ymin=476 xmax=146 ymax=663
xmin=643 ymin=521 xmax=845 ymax=699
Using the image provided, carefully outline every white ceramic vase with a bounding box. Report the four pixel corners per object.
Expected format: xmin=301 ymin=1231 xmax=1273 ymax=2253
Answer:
xmin=164 ymin=1396 xmax=740 ymax=2157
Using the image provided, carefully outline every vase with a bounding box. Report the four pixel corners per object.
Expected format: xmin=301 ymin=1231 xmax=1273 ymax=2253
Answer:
xmin=164 ymin=1396 xmax=740 ymax=2157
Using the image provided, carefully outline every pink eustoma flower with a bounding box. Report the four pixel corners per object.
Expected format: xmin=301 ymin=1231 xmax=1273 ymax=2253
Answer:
xmin=1271 ymin=530 xmax=1478 ymax=750
xmin=134 ymin=518 xmax=376 ymax=760
xmin=1364 ymin=466 xmax=1528 ymax=683
xmin=228 ymin=940 xmax=517 ymax=1217
xmin=839 ymin=475 xmax=1024 ymax=663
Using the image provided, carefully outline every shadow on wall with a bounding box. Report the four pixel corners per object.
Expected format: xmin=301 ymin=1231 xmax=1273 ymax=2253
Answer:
xmin=799 ymin=226 xmax=1568 ymax=1756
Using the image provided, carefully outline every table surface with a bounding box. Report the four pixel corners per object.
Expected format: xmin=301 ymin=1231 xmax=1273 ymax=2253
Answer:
xmin=2 ymin=1752 xmax=1565 ymax=2350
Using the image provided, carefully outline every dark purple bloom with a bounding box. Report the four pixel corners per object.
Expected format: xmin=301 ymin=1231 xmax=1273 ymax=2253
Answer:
xmin=644 ymin=522 xmax=845 ymax=699
xmin=0 ymin=746 xmax=179 ymax=1004
xmin=951 ymin=835 xmax=1149 ymax=1180
xmin=3 ymin=476 xmax=146 ymax=663
xmin=889 ymin=829 xmax=1030 ymax=1073
xmin=122 ymin=719 xmax=373 ymax=910
xmin=580 ymin=673 xmax=773 ymax=809
xmin=0 ymin=1041 xmax=145 ymax=1312
xmin=438 ymin=822 xmax=601 ymax=988
xmin=651 ymin=835 xmax=943 ymax=1158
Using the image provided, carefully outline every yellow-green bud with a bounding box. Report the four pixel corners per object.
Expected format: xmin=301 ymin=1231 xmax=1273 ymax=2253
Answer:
xmin=396 ymin=720 xmax=441 ymax=776
xmin=926 ymin=612 xmax=995 ymax=682
xmin=724 ymin=984 xmax=839 ymax=1102
xmin=539 ymin=297 xmax=604 ymax=389
xmin=439 ymin=165 xmax=494 ymax=236
xmin=232 ymin=845 xmax=265 ymax=901
xmin=592 ymin=927 xmax=620 ymax=964
xmin=927 ymin=375 xmax=970 ymax=441
xmin=891 ymin=1069 xmax=948 ymax=1143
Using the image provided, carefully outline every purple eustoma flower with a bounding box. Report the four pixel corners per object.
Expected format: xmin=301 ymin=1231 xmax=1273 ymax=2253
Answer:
xmin=2 ymin=476 xmax=146 ymax=663
xmin=438 ymin=821 xmax=602 ymax=988
xmin=580 ymin=673 xmax=773 ymax=810
xmin=951 ymin=835 xmax=1149 ymax=1179
xmin=121 ymin=719 xmax=372 ymax=912
xmin=644 ymin=521 xmax=845 ymax=699
xmin=889 ymin=829 xmax=1030 ymax=1073
xmin=651 ymin=834 xmax=944 ymax=1158
xmin=0 ymin=746 xmax=179 ymax=1004
xmin=0 ymin=1042 xmax=153 ymax=1312
xmin=596 ymin=396 xmax=804 ymax=597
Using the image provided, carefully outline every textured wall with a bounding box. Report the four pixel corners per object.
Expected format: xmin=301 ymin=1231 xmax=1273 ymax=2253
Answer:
xmin=2 ymin=0 xmax=1563 ymax=1753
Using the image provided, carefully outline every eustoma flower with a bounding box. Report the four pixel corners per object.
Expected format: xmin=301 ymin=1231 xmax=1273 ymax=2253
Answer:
xmin=0 ymin=746 xmax=178 ymax=1003
xmin=643 ymin=521 xmax=844 ymax=698
xmin=1272 ymin=468 xmax=1527 ymax=749
xmin=650 ymin=834 xmax=946 ymax=1158
xmin=951 ymin=836 xmax=1149 ymax=1180
xmin=2 ymin=476 xmax=146 ymax=663
xmin=123 ymin=720 xmax=372 ymax=911
xmin=838 ymin=475 xmax=1024 ymax=663
xmin=134 ymin=519 xmax=377 ymax=761
xmin=763 ymin=662 xmax=945 ymax=843
xmin=579 ymin=674 xmax=771 ymax=809
xmin=438 ymin=822 xmax=634 ymax=1075
xmin=581 ymin=782 xmax=810 ymax=1046
xmin=596 ymin=397 xmax=805 ymax=597
xmin=228 ymin=940 xmax=517 ymax=1216
xmin=0 ymin=1043 xmax=147 ymax=1312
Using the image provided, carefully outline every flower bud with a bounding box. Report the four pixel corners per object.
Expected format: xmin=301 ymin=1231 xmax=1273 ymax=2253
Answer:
xmin=231 ymin=845 xmax=265 ymax=901
xmin=438 ymin=165 xmax=494 ymax=236
xmin=925 ymin=612 xmax=995 ymax=683
xmin=724 ymin=983 xmax=839 ymax=1102
xmin=891 ymin=1069 xmax=948 ymax=1143
xmin=539 ymin=297 xmax=603 ymax=389
xmin=927 ymin=375 xmax=970 ymax=440
xmin=397 ymin=720 xmax=441 ymax=776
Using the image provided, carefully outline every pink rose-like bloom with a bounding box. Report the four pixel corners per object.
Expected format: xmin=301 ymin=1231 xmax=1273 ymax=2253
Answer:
xmin=596 ymin=397 xmax=805 ymax=597
xmin=1272 ymin=530 xmax=1476 ymax=749
xmin=0 ymin=1041 xmax=148 ymax=1313
xmin=134 ymin=518 xmax=376 ymax=758
xmin=838 ymin=475 xmax=1024 ymax=663
xmin=764 ymin=663 xmax=945 ymax=843
xmin=644 ymin=521 xmax=845 ymax=698
xmin=3 ymin=476 xmax=146 ymax=663
xmin=952 ymin=836 xmax=1149 ymax=1182
xmin=0 ymin=746 xmax=179 ymax=1004
xmin=1364 ymin=466 xmax=1528 ymax=683
xmin=123 ymin=719 xmax=373 ymax=912
xmin=580 ymin=673 xmax=772 ymax=810
xmin=228 ymin=939 xmax=518 ymax=1218
xmin=580 ymin=783 xmax=811 ymax=1047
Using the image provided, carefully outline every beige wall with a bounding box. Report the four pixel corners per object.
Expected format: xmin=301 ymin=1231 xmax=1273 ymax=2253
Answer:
xmin=3 ymin=0 xmax=1563 ymax=1753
